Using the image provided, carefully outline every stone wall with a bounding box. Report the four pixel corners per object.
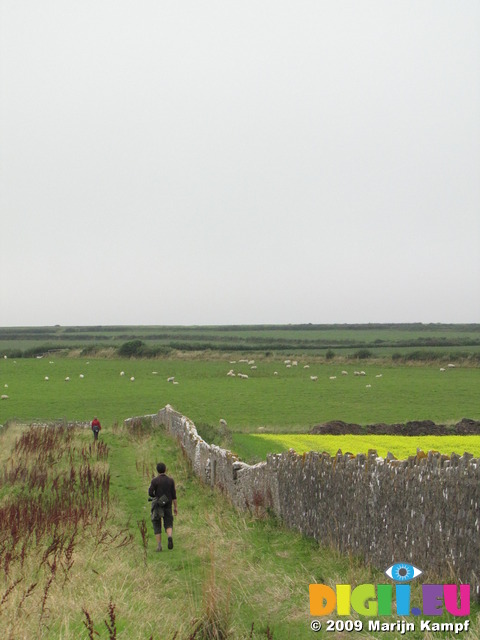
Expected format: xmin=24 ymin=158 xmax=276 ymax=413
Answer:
xmin=126 ymin=405 xmax=480 ymax=598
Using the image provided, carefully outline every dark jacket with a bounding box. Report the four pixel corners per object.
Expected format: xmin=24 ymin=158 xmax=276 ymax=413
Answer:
xmin=148 ymin=474 xmax=176 ymax=506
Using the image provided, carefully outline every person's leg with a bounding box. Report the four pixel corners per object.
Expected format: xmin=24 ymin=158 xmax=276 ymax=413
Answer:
xmin=164 ymin=510 xmax=174 ymax=549
xmin=153 ymin=519 xmax=162 ymax=551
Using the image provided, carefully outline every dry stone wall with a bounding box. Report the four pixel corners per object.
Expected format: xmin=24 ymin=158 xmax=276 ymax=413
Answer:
xmin=126 ymin=405 xmax=480 ymax=598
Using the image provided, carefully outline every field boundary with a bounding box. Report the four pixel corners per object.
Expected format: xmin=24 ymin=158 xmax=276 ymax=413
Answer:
xmin=126 ymin=405 xmax=480 ymax=600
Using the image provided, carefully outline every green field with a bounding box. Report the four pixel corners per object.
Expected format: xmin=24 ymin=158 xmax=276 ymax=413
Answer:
xmin=1 ymin=323 xmax=480 ymax=359
xmin=1 ymin=356 xmax=479 ymax=432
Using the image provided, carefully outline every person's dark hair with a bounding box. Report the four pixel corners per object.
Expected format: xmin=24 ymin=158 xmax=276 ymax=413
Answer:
xmin=156 ymin=462 xmax=166 ymax=474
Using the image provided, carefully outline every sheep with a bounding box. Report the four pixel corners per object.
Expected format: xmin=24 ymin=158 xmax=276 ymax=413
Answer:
xmin=219 ymin=419 xmax=227 ymax=427
xmin=65 ymin=377 xmax=70 ymax=381
xmin=173 ymin=381 xmax=179 ymax=385
xmin=360 ymin=371 xmax=366 ymax=376
xmin=286 ymin=364 xmax=291 ymax=368
xmin=341 ymin=371 xmax=348 ymax=375
xmin=152 ymin=371 xmax=158 ymax=375
xmin=303 ymin=365 xmax=310 ymax=369
xmin=310 ymin=376 xmax=318 ymax=381
xmin=292 ymin=361 xmax=298 ymax=366
xmin=251 ymin=365 xmax=257 ymax=370
xmin=248 ymin=360 xmax=255 ymax=365
xmin=4 ymin=384 xmax=8 ymax=388
xmin=447 ymin=363 xmax=456 ymax=368
xmin=167 ymin=376 xmax=175 ymax=383
xmin=130 ymin=377 xmax=135 ymax=381
xmin=440 ymin=368 xmax=446 ymax=372
xmin=120 ymin=371 xmax=125 ymax=376
xmin=366 ymin=384 xmax=372 ymax=388
xmin=44 ymin=377 xmax=49 ymax=381
xmin=1 ymin=395 xmax=8 ymax=400
xmin=79 ymin=374 xmax=84 ymax=379
xmin=375 ymin=374 xmax=383 ymax=378
xmin=226 ymin=370 xmax=235 ymax=377
xmin=329 ymin=376 xmax=337 ymax=380
xmin=274 ymin=371 xmax=278 ymax=375
xmin=229 ymin=360 xmax=237 ymax=364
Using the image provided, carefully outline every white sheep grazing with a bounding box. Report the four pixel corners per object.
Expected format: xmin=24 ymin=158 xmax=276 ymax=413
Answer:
xmin=354 ymin=371 xmax=360 ymax=376
xmin=375 ymin=374 xmax=383 ymax=378
xmin=447 ymin=363 xmax=456 ymax=368
xmin=251 ymin=365 xmax=257 ymax=370
xmin=248 ymin=360 xmax=255 ymax=365
xmin=366 ymin=384 xmax=372 ymax=388
xmin=303 ymin=365 xmax=310 ymax=369
xmin=1 ymin=395 xmax=8 ymax=400
xmin=274 ymin=371 xmax=278 ymax=375
xmin=360 ymin=371 xmax=366 ymax=376
xmin=292 ymin=360 xmax=298 ymax=366
xmin=130 ymin=376 xmax=135 ymax=381
xmin=152 ymin=371 xmax=158 ymax=375
xmin=65 ymin=377 xmax=70 ymax=381
xmin=329 ymin=376 xmax=337 ymax=380
xmin=440 ymin=368 xmax=446 ymax=372
xmin=120 ymin=371 xmax=125 ymax=376
xmin=4 ymin=384 xmax=8 ymax=388
xmin=310 ymin=375 xmax=318 ymax=381
xmin=286 ymin=364 xmax=291 ymax=368
xmin=229 ymin=361 xmax=237 ymax=364
xmin=167 ymin=376 xmax=175 ymax=383
xmin=219 ymin=419 xmax=227 ymax=427
xmin=284 ymin=359 xmax=291 ymax=364
xmin=173 ymin=381 xmax=179 ymax=385
xmin=79 ymin=374 xmax=84 ymax=379
xmin=44 ymin=377 xmax=49 ymax=381
xmin=341 ymin=371 xmax=348 ymax=375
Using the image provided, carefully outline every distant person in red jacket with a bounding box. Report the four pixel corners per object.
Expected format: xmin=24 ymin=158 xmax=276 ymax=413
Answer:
xmin=91 ymin=417 xmax=101 ymax=441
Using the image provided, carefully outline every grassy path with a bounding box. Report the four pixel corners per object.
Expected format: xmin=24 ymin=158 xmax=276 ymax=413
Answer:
xmin=103 ymin=425 xmax=364 ymax=639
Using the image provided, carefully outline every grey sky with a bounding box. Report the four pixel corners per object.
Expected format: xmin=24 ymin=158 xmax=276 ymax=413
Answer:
xmin=1 ymin=1 xmax=479 ymax=326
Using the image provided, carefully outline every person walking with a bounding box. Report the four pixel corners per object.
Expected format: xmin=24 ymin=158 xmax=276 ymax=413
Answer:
xmin=91 ymin=416 xmax=101 ymax=441
xmin=148 ymin=462 xmax=177 ymax=552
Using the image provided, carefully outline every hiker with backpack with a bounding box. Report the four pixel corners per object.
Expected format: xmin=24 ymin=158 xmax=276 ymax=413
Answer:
xmin=148 ymin=462 xmax=177 ymax=552
xmin=91 ymin=416 xmax=101 ymax=441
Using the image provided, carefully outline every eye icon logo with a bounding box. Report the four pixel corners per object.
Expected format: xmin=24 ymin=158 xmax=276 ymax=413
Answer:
xmin=385 ymin=563 xmax=422 ymax=582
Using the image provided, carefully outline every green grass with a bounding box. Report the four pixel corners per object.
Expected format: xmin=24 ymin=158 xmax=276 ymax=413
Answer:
xmin=1 ymin=422 xmax=479 ymax=639
xmin=1 ymin=357 xmax=479 ymax=430
xmin=2 ymin=422 xmax=478 ymax=640
xmin=231 ymin=433 xmax=480 ymax=463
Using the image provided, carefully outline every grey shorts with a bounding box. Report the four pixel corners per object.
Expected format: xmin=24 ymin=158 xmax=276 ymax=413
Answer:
xmin=152 ymin=507 xmax=173 ymax=534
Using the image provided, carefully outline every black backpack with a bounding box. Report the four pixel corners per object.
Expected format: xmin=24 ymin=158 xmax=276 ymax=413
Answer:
xmin=150 ymin=494 xmax=169 ymax=520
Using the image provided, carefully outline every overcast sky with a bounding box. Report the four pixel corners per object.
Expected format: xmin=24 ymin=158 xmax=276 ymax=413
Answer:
xmin=1 ymin=1 xmax=479 ymax=326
